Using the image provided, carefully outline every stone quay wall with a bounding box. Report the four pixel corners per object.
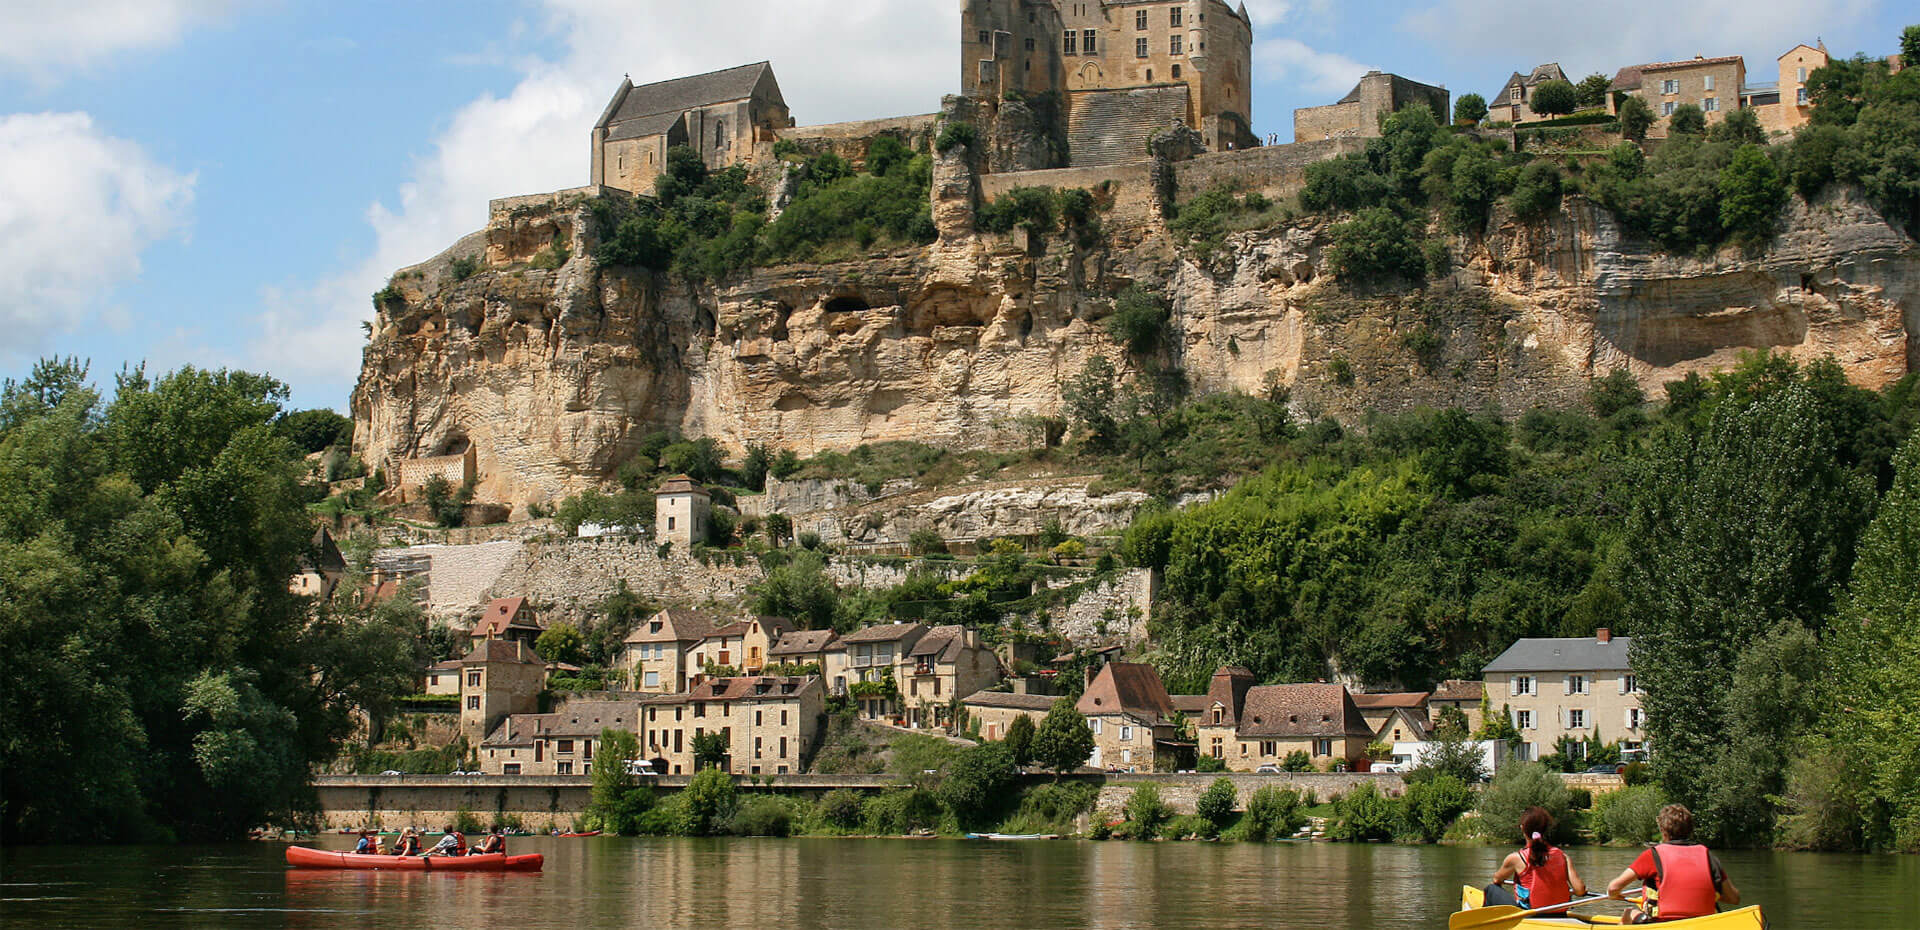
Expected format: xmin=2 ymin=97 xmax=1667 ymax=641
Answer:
xmin=1090 ymin=772 xmax=1408 ymax=823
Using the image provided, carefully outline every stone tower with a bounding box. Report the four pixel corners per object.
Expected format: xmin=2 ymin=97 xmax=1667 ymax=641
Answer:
xmin=459 ymin=639 xmax=545 ymax=745
xmin=655 ymin=475 xmax=711 ymax=550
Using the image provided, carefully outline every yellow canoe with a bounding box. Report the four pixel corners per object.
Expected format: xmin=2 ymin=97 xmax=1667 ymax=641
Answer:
xmin=1457 ymin=886 xmax=1764 ymax=928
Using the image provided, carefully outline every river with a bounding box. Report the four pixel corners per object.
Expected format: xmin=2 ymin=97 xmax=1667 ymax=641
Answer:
xmin=3 ymin=837 xmax=1910 ymax=928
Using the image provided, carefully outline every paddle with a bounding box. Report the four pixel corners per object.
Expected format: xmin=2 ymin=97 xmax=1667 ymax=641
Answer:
xmin=1448 ymin=893 xmax=1612 ymax=930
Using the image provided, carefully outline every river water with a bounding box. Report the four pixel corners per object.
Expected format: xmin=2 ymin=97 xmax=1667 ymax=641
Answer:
xmin=3 ymin=837 xmax=1910 ymax=928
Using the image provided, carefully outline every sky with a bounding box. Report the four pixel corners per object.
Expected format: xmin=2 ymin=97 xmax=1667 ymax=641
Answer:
xmin=0 ymin=0 xmax=1909 ymax=412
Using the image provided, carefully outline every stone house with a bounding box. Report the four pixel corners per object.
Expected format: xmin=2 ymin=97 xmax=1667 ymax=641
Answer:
xmin=1077 ymin=662 xmax=1189 ymax=772
xmin=1225 ymin=683 xmax=1373 ymax=771
xmin=688 ymin=615 xmax=796 ymax=677
xmin=458 ymin=639 xmax=545 ymax=745
xmin=1489 ymin=63 xmax=1569 ymax=125
xmin=1756 ymin=43 xmax=1829 ymax=134
xmin=590 ymin=62 xmax=792 ymax=196
xmin=477 ymin=699 xmax=644 ymax=776
xmin=1190 ymin=665 xmax=1256 ymax=764
xmin=1369 ymin=705 xmax=1431 ymax=746
xmin=1481 ymin=628 xmax=1644 ymax=763
xmin=901 ymin=625 xmax=1004 ymax=729
xmin=1350 ymin=691 xmax=1431 ymax=741
xmin=622 ymin=608 xmax=724 ymax=694
xmin=639 ymin=676 xmax=825 ymax=775
xmin=654 ymin=475 xmax=710 ymax=550
xmin=1428 ymin=679 xmax=1485 ymax=733
xmin=1293 ymin=70 xmax=1450 ymax=141
xmin=1609 ymin=55 xmax=1746 ymax=136
xmin=470 ymin=596 xmax=542 ymax=649
xmin=962 ymin=690 xmax=1060 ymax=741
xmin=423 ymin=658 xmax=463 ymax=696
xmin=961 ymin=0 xmax=1259 ymax=165
xmin=392 ymin=441 xmax=476 ymax=504
xmin=841 ymin=622 xmax=927 ymax=722
xmin=290 ymin=527 xmax=346 ymax=599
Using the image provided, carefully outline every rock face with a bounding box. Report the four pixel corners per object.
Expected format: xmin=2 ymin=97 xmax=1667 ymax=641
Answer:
xmin=740 ymin=475 xmax=1151 ymax=548
xmin=353 ymin=173 xmax=1918 ymax=515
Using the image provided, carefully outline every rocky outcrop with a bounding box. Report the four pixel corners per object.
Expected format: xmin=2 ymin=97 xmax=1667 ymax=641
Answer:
xmin=352 ymin=163 xmax=1918 ymax=515
xmin=740 ymin=475 xmax=1151 ymax=548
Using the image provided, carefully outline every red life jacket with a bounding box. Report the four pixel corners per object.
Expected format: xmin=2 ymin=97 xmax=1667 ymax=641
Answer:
xmin=1650 ymin=843 xmax=1718 ymax=919
xmin=451 ymin=832 xmax=466 ymax=855
xmin=1518 ymin=846 xmax=1572 ymax=908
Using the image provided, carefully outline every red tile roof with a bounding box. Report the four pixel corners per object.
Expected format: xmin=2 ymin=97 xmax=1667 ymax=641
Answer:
xmin=472 ymin=596 xmax=539 ymax=638
xmin=461 ymin=639 xmax=541 ymax=666
xmin=656 ymin=474 xmax=709 ymax=497
xmin=1350 ymin=691 xmax=1430 ymax=710
xmin=1077 ymin=663 xmax=1176 ymax=725
xmin=1236 ymin=684 xmax=1372 ymax=740
xmin=1430 ymin=679 xmax=1484 ymax=703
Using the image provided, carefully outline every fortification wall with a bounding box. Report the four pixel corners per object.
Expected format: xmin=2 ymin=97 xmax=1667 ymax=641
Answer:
xmin=1293 ymin=102 xmax=1368 ymax=142
xmin=775 ymin=114 xmax=941 ymax=167
xmin=1050 ymin=568 xmax=1156 ymax=647
xmin=1172 ymin=138 xmax=1367 ymax=201
xmin=979 ymin=161 xmax=1158 ymax=224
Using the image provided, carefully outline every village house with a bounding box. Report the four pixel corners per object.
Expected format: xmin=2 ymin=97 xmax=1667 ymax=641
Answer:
xmin=289 ymin=527 xmax=346 ymax=599
xmin=1293 ymin=70 xmax=1450 ymax=141
xmin=1759 ymin=43 xmax=1829 ymax=133
xmin=622 ymin=608 xmax=725 ymax=694
xmin=1610 ymin=55 xmax=1746 ymax=136
xmin=1428 ymin=679 xmax=1486 ymax=733
xmin=640 ymin=676 xmax=825 ymax=775
xmin=423 ymin=658 xmax=463 ymax=696
xmin=1481 ymin=628 xmax=1644 ymax=763
xmin=1226 ymin=683 xmax=1373 ymax=771
xmin=1190 ymin=665 xmax=1256 ymax=764
xmin=1489 ymin=63 xmax=1570 ymax=125
xmin=654 ymin=475 xmax=711 ymax=550
xmin=590 ymin=63 xmax=792 ymax=196
xmin=457 ymin=639 xmax=545 ymax=744
xmin=962 ymin=690 xmax=1061 ymax=740
xmin=766 ymin=628 xmax=840 ymax=681
xmin=477 ymin=699 xmax=644 ymax=776
xmin=1351 ymin=691 xmax=1432 ymax=745
xmin=470 ymin=596 xmax=542 ymax=649
xmin=688 ymin=615 xmax=796 ymax=677
xmin=840 ymin=622 xmax=927 ymax=723
xmin=1078 ymin=662 xmax=1190 ymax=772
xmin=901 ymin=625 xmax=1004 ymax=729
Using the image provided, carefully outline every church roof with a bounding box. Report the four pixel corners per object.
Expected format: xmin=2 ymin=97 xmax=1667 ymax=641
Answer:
xmin=598 ymin=62 xmax=779 ymax=141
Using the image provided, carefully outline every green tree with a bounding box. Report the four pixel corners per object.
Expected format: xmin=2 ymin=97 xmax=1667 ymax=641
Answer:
xmin=1718 ymin=144 xmax=1788 ymax=247
xmin=1433 ymin=705 xmax=1471 ymax=740
xmin=1196 ymin=778 xmax=1238 ymax=827
xmin=1575 ymin=73 xmax=1613 ymax=110
xmin=749 ymin=550 xmax=839 ymax=630
xmin=741 ymin=443 xmax=773 ymax=491
xmin=1106 ymin=285 xmax=1172 ymax=355
xmin=1476 ymin=763 xmax=1574 ymax=843
xmin=1618 ymin=96 xmax=1655 ymax=142
xmin=938 ymin=742 xmax=1018 ymax=827
xmin=1708 ymin=109 xmax=1768 ymax=145
xmin=1330 ymin=782 xmax=1401 ymax=841
xmin=587 ymin=729 xmax=653 ymax=834
xmin=1325 ymin=207 xmax=1426 ymax=282
xmin=1589 ymin=369 xmax=1646 ymax=419
xmin=1003 ymin=713 xmax=1037 ymax=766
xmin=1063 ymin=356 xmax=1120 ymax=450
xmin=692 ymin=731 xmax=729 ymax=770
xmin=1401 ymin=773 xmax=1475 ymax=842
xmin=677 ymin=767 xmax=737 ymax=835
xmin=1528 ymin=80 xmax=1579 ymax=117
xmin=1122 ymin=783 xmax=1172 ymax=838
xmin=1237 ymin=786 xmax=1306 ymax=840
xmin=1282 ymin=750 xmax=1314 ymax=772
xmin=535 ymin=623 xmax=587 ymax=665
xmin=275 ymin=408 xmax=353 ymax=454
xmin=1453 ymin=93 xmax=1489 ymax=126
xmin=763 ymin=512 xmax=793 ymax=546
xmin=1506 ymin=162 xmax=1564 ymax=221
xmin=1032 ymin=698 xmax=1095 ymax=776
xmin=1668 ymin=104 xmax=1708 ymax=136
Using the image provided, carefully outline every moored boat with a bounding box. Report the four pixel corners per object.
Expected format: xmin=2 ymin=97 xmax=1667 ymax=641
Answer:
xmin=556 ymin=830 xmax=601 ymax=837
xmin=285 ymin=846 xmax=543 ymax=872
xmin=1456 ymin=886 xmax=1762 ymax=928
xmin=965 ymin=832 xmax=1060 ymax=841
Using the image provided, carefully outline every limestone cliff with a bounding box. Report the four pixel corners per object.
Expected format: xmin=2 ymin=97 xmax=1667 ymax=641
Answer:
xmin=352 ymin=173 xmax=1918 ymax=515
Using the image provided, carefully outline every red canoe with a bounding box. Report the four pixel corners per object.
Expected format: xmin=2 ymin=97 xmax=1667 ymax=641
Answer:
xmin=285 ymin=846 xmax=543 ymax=872
xmin=556 ymin=831 xmax=601 ymax=837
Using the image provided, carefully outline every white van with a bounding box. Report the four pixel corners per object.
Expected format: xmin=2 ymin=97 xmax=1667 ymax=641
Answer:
xmin=625 ymin=759 xmax=659 ymax=777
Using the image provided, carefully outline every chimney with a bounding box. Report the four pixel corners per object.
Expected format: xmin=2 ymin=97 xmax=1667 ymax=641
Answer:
xmin=1597 ymin=628 xmax=1613 ymax=644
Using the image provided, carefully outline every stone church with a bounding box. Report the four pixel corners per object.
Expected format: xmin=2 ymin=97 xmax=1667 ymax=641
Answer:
xmin=590 ymin=61 xmax=791 ymax=196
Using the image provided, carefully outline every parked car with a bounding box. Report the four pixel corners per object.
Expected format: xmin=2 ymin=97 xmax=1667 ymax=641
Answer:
xmin=625 ymin=759 xmax=658 ymax=777
xmin=1585 ymin=762 xmax=1628 ymax=775
xmin=1371 ymin=761 xmax=1407 ymax=773
xmin=379 ymin=770 xmax=402 ymax=776
xmin=1255 ymin=764 xmax=1283 ymax=774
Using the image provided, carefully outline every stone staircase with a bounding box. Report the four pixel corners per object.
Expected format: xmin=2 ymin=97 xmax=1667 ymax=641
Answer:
xmin=1067 ymin=86 xmax=1190 ymax=168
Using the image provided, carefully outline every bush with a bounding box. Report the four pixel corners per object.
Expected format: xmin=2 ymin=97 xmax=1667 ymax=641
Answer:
xmin=1593 ymin=785 xmax=1666 ymax=845
xmin=1401 ymin=774 xmax=1475 ymax=843
xmin=978 ymin=186 xmax=1058 ymax=235
xmin=1004 ymin=781 xmax=1097 ymax=834
xmin=1718 ymin=144 xmax=1787 ymax=247
xmin=1282 ymin=750 xmax=1314 ymax=772
xmin=678 ymin=768 xmax=737 ymax=836
xmin=1196 ymin=778 xmax=1238 ymax=827
xmin=1475 ymin=763 xmax=1575 ymax=843
xmin=938 ymin=742 xmax=1019 ymax=828
xmin=936 ymin=121 xmax=977 ymax=153
xmin=1668 ymin=104 xmax=1707 ymax=136
xmin=1196 ymin=754 xmax=1228 ymax=773
xmin=818 ymin=789 xmax=866 ymax=831
xmin=1329 ymin=782 xmax=1400 ymax=841
xmin=1233 ymin=785 xmax=1306 ymax=841
xmin=448 ymin=254 xmax=480 ymax=281
xmin=1326 ymin=207 xmax=1426 ymax=283
xmin=1121 ymin=783 xmax=1172 ymax=839
xmin=1619 ymin=96 xmax=1654 ymax=142
xmin=1161 ymin=813 xmax=1219 ymax=840
xmin=1568 ymin=787 xmax=1593 ymax=810
xmin=908 ymin=528 xmax=948 ymax=555
xmin=726 ymin=795 xmax=798 ymax=836
xmin=1507 ymin=161 xmax=1564 ymax=221
xmin=1106 ymin=285 xmax=1172 ymax=354
xmin=863 ymin=787 xmax=942 ymax=835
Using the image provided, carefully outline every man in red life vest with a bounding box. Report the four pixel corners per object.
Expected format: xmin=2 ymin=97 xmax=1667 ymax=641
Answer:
xmin=1607 ymin=804 xmax=1740 ymax=923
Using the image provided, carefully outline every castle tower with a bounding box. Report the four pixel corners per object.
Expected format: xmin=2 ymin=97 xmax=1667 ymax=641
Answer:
xmin=655 ymin=474 xmax=710 ymax=550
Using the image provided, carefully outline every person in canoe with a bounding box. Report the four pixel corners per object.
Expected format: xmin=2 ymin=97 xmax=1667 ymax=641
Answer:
xmin=1484 ymin=806 xmax=1586 ymax=910
xmin=425 ymin=825 xmax=466 ymax=857
xmin=352 ymin=831 xmax=377 ymax=855
xmin=469 ymin=829 xmax=507 ymax=856
xmin=1607 ymin=804 xmax=1740 ymax=924
xmin=389 ymin=827 xmax=422 ymax=856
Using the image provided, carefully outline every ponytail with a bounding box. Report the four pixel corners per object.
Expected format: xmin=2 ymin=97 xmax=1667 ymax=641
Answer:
xmin=1520 ymin=806 xmax=1554 ymax=867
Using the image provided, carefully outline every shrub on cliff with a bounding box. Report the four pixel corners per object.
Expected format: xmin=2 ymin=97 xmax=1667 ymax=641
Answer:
xmin=1325 ymin=207 xmax=1426 ymax=283
xmin=1105 ymin=286 xmax=1172 ymax=354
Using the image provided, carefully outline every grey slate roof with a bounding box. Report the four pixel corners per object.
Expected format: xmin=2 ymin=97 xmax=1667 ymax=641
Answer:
xmin=598 ymin=62 xmax=775 ymax=141
xmin=961 ymin=690 xmax=1059 ymax=711
xmin=1482 ymin=636 xmax=1633 ymax=673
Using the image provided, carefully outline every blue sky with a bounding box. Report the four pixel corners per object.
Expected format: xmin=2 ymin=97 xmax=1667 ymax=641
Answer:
xmin=2 ymin=0 xmax=1909 ymax=412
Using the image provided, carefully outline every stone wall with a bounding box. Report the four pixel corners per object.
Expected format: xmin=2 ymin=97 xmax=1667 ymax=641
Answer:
xmin=772 ymin=114 xmax=941 ymax=167
xmin=1559 ymin=772 xmax=1628 ymax=797
xmin=1049 ymin=568 xmax=1156 ymax=647
xmin=485 ymin=537 xmax=766 ymax=625
xmin=1091 ymin=772 xmax=1407 ymax=822
xmin=1172 ymin=138 xmax=1368 ymax=202
xmin=743 ymin=475 xmax=1152 ymax=549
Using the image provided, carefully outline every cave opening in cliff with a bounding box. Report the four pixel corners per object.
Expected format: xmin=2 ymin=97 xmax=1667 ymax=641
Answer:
xmin=824 ymin=296 xmax=870 ymax=314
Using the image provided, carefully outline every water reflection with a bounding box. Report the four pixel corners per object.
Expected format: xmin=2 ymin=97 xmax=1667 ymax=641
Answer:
xmin=3 ymin=837 xmax=1915 ymax=929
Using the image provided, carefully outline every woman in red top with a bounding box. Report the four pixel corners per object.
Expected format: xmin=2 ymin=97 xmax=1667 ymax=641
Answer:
xmin=1608 ymin=804 xmax=1739 ymax=923
xmin=1486 ymin=806 xmax=1586 ymax=910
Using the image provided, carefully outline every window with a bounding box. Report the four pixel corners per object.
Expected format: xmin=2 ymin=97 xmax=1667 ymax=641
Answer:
xmin=1662 ymin=79 xmax=1679 ymax=95
xmin=1136 ymin=9 xmax=1148 ymax=29
xmin=1662 ymin=101 xmax=1677 ymax=116
xmin=1210 ymin=738 xmax=1223 ymax=758
xmin=466 ymin=670 xmax=481 ymax=688
xmin=1315 ymin=738 xmax=1334 ymax=756
xmin=978 ymin=31 xmax=990 ymax=45
xmin=1025 ymin=37 xmax=1035 ymax=51
xmin=1627 ymin=707 xmax=1646 ymax=730
xmin=1797 ymin=67 xmax=1808 ymax=83
xmin=1089 ymin=718 xmax=1102 ymax=734
xmin=1120 ymin=749 xmax=1133 ymax=764
xmin=466 ymin=696 xmax=480 ymax=710
xmin=1568 ymin=709 xmax=1586 ymax=729
xmin=781 ymin=710 xmax=788 ymax=725
xmin=755 ymin=710 xmax=763 ymax=726
xmin=644 ymin=671 xmax=659 ymax=688
xmin=754 ymin=736 xmax=763 ymax=758
xmin=1260 ymin=741 xmax=1276 ymax=756
xmin=1170 ymin=35 xmax=1183 ymax=55
xmin=557 ymin=739 xmax=574 ymax=754
xmin=1566 ymin=674 xmax=1588 ymax=695
xmin=1518 ymin=742 xmax=1534 ymax=761
xmin=777 ymin=765 xmax=789 ymax=774
xmin=1511 ymin=86 xmax=1522 ymax=102
xmin=1120 ymin=725 xmax=1134 ymax=741
xmin=1135 ymin=37 xmax=1148 ymax=58
xmin=1512 ymin=675 xmax=1535 ymax=696
xmin=1063 ymin=30 xmax=1076 ymax=55
xmin=1797 ymin=87 xmax=1809 ymax=106
xmin=557 ymin=762 xmax=572 ymax=775
xmin=1516 ymin=709 xmax=1534 ymax=730
xmin=1703 ymin=75 xmax=1716 ymax=91
xmin=779 ymin=736 xmax=787 ymax=757
xmin=1083 ymin=30 xmax=1096 ymax=55
xmin=667 ymin=516 xmax=676 ymax=530
xmin=503 ymin=763 xmax=521 ymax=775
xmin=1703 ymin=97 xmax=1719 ymax=112
xmin=1171 ymin=8 xmax=1183 ymax=26
xmin=1172 ymin=64 xmax=1181 ymax=79
xmin=1569 ymin=741 xmax=1587 ymax=761
xmin=1621 ymin=674 xmax=1637 ymax=694
xmin=714 ymin=119 xmax=727 ymax=150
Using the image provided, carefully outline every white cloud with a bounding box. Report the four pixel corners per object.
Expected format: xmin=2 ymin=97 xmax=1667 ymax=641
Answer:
xmin=1256 ymin=37 xmax=1372 ymax=96
xmin=0 ymin=0 xmax=254 ymax=82
xmin=0 ymin=111 xmax=194 ymax=360
xmin=1401 ymin=0 xmax=1880 ymax=76
xmin=253 ymin=0 xmax=963 ymax=390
